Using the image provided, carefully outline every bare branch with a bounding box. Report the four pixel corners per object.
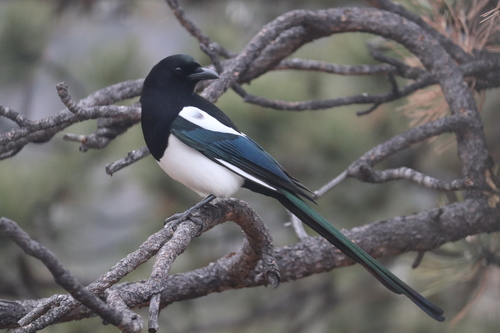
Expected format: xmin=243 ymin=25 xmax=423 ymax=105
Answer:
xmin=0 ymin=80 xmax=142 ymax=159
xmin=0 ymin=199 xmax=279 ymax=331
xmin=105 ymin=290 xmax=143 ymax=333
xmin=56 ymin=82 xmax=82 ymax=115
xmin=0 ymin=106 xmax=33 ymax=127
xmin=287 ymin=213 xmax=309 ymax=240
xmin=64 ymin=115 xmax=140 ymax=151
xmin=147 ymin=293 xmax=161 ymax=333
xmin=276 ymin=58 xmax=399 ymax=76
xmin=105 ymin=146 xmax=150 ymax=176
xmin=349 ymin=115 xmax=470 ymax=168
xmin=3 ymin=196 xmax=498 ymax=328
xmin=353 ymin=165 xmax=475 ymax=191
xmin=0 ymin=218 xmax=126 ymax=331
xmin=233 ymin=72 xmax=433 ymax=111
xmin=366 ymin=0 xmax=474 ymax=63
xmin=314 ymin=171 xmax=348 ymax=198
xmin=16 ymin=296 xmax=65 ymax=328
xmin=164 ymin=0 xmax=233 ymax=59
xmin=1 ymin=1 xmax=499 ymax=330
xmin=367 ymin=39 xmax=427 ymax=78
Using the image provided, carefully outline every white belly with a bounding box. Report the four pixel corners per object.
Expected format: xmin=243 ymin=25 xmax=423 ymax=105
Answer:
xmin=158 ymin=135 xmax=244 ymax=197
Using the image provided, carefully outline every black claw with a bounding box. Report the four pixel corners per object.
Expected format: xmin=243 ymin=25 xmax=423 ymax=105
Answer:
xmin=187 ymin=216 xmax=205 ymax=236
xmin=164 ymin=213 xmax=205 ymax=235
xmin=163 ymin=194 xmax=216 ymax=230
xmin=164 ymin=217 xmax=183 ymax=230
xmin=164 ymin=212 xmax=188 ymax=227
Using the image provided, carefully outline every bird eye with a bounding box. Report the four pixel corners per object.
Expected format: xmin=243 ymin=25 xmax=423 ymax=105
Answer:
xmin=174 ymin=67 xmax=183 ymax=76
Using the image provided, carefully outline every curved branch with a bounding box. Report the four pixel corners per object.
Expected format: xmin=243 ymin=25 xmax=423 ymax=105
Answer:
xmin=0 ymin=218 xmax=133 ymax=332
xmin=164 ymin=0 xmax=233 ymax=59
xmin=366 ymin=0 xmax=474 ymax=63
xmin=0 ymin=106 xmax=34 ymax=127
xmin=2 ymin=197 xmax=498 ymax=327
xmin=0 ymin=80 xmax=143 ymax=159
xmin=1 ymin=2 xmax=499 ymax=331
xmin=349 ymin=115 xmax=470 ymax=168
xmin=0 ymin=199 xmax=278 ymax=331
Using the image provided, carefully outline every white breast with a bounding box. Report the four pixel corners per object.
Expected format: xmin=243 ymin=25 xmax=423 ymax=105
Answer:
xmin=158 ymin=135 xmax=244 ymax=198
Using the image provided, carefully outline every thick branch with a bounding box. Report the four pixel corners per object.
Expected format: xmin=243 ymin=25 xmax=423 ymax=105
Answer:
xmin=0 ymin=199 xmax=278 ymax=331
xmin=0 ymin=2 xmax=499 ymax=331
xmin=2 ymin=197 xmax=498 ymax=327
xmin=366 ymin=0 xmax=474 ymax=63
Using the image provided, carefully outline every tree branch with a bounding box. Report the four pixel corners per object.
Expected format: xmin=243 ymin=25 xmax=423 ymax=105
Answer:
xmin=105 ymin=146 xmax=150 ymax=175
xmin=0 ymin=218 xmax=138 ymax=332
xmin=0 ymin=199 xmax=279 ymax=331
xmin=1 ymin=197 xmax=498 ymax=328
xmin=0 ymin=80 xmax=142 ymax=159
xmin=1 ymin=1 xmax=500 ymax=330
xmin=353 ymin=165 xmax=474 ymax=191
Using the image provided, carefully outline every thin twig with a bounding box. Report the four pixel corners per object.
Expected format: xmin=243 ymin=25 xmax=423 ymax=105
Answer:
xmin=56 ymin=82 xmax=84 ymax=115
xmin=0 ymin=80 xmax=143 ymax=159
xmin=0 ymin=106 xmax=33 ymax=127
xmin=276 ymin=58 xmax=401 ymax=76
xmin=353 ymin=165 xmax=475 ymax=191
xmin=349 ymin=115 xmax=470 ymax=168
xmin=367 ymin=40 xmax=425 ymax=78
xmin=233 ymin=72 xmax=434 ymax=111
xmin=147 ymin=294 xmax=161 ymax=333
xmin=412 ymin=251 xmax=426 ymax=269
xmin=164 ymin=0 xmax=232 ymax=59
xmin=287 ymin=213 xmax=309 ymax=240
xmin=314 ymin=171 xmax=348 ymax=198
xmin=105 ymin=146 xmax=151 ymax=176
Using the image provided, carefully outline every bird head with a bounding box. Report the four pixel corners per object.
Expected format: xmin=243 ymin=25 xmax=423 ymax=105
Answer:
xmin=142 ymin=54 xmax=219 ymax=94
xmin=140 ymin=54 xmax=221 ymax=161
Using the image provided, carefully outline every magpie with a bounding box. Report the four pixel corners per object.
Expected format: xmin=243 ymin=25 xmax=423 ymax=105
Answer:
xmin=139 ymin=54 xmax=445 ymax=322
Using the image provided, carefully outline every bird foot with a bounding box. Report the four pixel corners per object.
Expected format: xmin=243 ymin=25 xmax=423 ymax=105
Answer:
xmin=164 ymin=212 xmax=205 ymax=235
xmin=163 ymin=194 xmax=216 ymax=234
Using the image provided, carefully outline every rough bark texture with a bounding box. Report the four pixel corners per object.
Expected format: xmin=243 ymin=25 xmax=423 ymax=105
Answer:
xmin=1 ymin=0 xmax=499 ymax=331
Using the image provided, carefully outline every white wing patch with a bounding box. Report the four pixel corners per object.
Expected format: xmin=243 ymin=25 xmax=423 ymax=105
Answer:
xmin=215 ymin=159 xmax=277 ymax=192
xmin=179 ymin=107 xmax=243 ymax=136
xmin=171 ymin=106 xmax=276 ymax=195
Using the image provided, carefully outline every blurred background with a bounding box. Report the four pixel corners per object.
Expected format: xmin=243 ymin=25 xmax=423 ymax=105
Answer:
xmin=0 ymin=0 xmax=499 ymax=332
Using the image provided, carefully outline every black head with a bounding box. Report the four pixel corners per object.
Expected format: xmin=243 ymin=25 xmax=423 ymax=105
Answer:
xmin=140 ymin=54 xmax=219 ymax=161
xmin=142 ymin=54 xmax=219 ymax=95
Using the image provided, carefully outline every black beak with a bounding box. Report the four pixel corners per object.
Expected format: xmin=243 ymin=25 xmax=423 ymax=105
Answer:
xmin=187 ymin=67 xmax=220 ymax=81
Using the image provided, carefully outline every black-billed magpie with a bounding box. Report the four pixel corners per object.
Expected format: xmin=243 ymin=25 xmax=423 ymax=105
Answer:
xmin=139 ymin=54 xmax=445 ymax=322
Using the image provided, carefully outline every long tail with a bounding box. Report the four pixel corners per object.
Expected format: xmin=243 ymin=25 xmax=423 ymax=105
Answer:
xmin=277 ymin=190 xmax=445 ymax=322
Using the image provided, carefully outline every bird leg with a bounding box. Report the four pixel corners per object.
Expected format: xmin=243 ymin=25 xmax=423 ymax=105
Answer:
xmin=164 ymin=194 xmax=217 ymax=232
